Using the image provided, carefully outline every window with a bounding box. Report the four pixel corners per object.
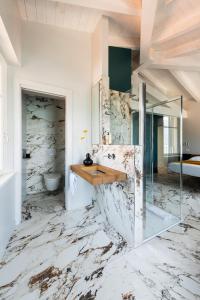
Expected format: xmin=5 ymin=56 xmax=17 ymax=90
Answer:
xmin=0 ymin=53 xmax=7 ymax=173
xmin=163 ymin=116 xmax=179 ymax=155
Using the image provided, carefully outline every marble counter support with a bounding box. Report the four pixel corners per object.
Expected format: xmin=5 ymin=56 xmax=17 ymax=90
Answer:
xmin=92 ymin=145 xmax=143 ymax=246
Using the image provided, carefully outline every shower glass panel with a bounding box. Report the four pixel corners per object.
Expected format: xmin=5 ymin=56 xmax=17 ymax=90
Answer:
xmin=143 ymin=96 xmax=183 ymax=242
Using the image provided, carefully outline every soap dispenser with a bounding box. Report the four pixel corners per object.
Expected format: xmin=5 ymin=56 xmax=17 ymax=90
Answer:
xmin=83 ymin=153 xmax=93 ymax=166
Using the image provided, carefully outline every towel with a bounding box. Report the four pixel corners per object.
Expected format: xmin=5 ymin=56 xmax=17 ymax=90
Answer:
xmin=69 ymin=171 xmax=78 ymax=195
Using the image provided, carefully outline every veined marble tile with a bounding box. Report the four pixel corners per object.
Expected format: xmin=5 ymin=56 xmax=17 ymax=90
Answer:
xmin=94 ymin=77 xmax=144 ymax=246
xmin=92 ymin=142 xmax=200 ymax=247
xmin=99 ymin=77 xmax=111 ymax=144
xmin=23 ymin=95 xmax=65 ymax=195
xmin=0 ymin=194 xmax=199 ymax=300
xmin=181 ymin=175 xmax=200 ymax=218
xmin=110 ymin=90 xmax=133 ymax=145
xmin=148 ymin=174 xmax=200 ymax=219
xmin=96 ymin=77 xmax=200 ymax=247
xmin=92 ymin=145 xmax=137 ymax=176
xmin=92 ymin=145 xmax=143 ymax=246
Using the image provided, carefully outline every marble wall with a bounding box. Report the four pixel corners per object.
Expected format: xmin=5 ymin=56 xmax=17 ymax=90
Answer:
xmin=91 ymin=77 xmax=199 ymax=247
xmin=110 ymin=90 xmax=133 ymax=145
xmin=93 ymin=78 xmax=143 ymax=246
xmin=100 ymin=77 xmax=111 ymax=144
xmin=100 ymin=82 xmax=138 ymax=145
xmin=23 ymin=94 xmax=65 ymax=195
xmin=91 ymin=146 xmax=200 ymax=247
xmin=92 ymin=145 xmax=143 ymax=245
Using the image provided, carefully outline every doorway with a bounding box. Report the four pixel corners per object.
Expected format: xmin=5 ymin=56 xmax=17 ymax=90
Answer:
xmin=14 ymin=81 xmax=73 ymax=225
xmin=21 ymin=89 xmax=66 ymax=218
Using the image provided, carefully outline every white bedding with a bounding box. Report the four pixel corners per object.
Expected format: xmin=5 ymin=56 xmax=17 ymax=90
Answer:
xmin=168 ymin=161 xmax=200 ymax=177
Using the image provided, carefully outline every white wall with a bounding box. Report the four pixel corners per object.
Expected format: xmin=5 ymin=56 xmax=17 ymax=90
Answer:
xmin=0 ymin=19 xmax=94 ymax=257
xmin=6 ymin=66 xmax=15 ymax=171
xmin=0 ymin=175 xmax=15 ymax=258
xmin=92 ymin=17 xmax=109 ymax=84
xmin=183 ymin=101 xmax=200 ymax=154
xmin=0 ymin=7 xmax=20 ymax=258
xmin=16 ymin=22 xmax=92 ymax=161
xmin=14 ymin=22 xmax=93 ymax=211
xmin=0 ymin=62 xmax=16 ymax=259
xmin=0 ymin=0 xmax=21 ymax=64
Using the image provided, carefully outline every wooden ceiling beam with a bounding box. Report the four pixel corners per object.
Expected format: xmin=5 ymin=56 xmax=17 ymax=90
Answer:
xmin=147 ymin=55 xmax=200 ymax=72
xmin=152 ymin=13 xmax=200 ymax=49
xmin=138 ymin=72 xmax=182 ymax=115
xmin=109 ymin=35 xmax=140 ymax=50
xmin=140 ymin=0 xmax=158 ymax=64
xmin=170 ymin=70 xmax=200 ymax=102
xmin=0 ymin=17 xmax=20 ymax=65
xmin=161 ymin=39 xmax=200 ymax=59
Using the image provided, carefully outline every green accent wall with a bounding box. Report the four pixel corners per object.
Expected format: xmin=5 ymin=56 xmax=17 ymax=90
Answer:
xmin=132 ymin=113 xmax=161 ymax=174
xmin=132 ymin=112 xmax=139 ymax=145
xmin=145 ymin=115 xmax=161 ymax=174
xmin=109 ymin=46 xmax=132 ymax=92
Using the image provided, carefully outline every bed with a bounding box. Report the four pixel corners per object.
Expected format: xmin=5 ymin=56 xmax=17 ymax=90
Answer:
xmin=168 ymin=156 xmax=200 ymax=177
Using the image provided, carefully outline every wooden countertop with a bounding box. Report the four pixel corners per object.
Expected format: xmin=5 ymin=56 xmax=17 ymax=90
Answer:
xmin=71 ymin=164 xmax=127 ymax=186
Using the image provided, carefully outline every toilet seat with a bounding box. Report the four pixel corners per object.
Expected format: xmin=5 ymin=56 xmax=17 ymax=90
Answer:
xmin=44 ymin=173 xmax=61 ymax=191
xmin=44 ymin=173 xmax=61 ymax=180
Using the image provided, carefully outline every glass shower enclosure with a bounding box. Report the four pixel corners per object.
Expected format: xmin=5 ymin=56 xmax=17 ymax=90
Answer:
xmin=135 ymin=82 xmax=183 ymax=246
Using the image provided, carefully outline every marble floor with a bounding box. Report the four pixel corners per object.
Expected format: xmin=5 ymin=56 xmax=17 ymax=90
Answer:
xmin=147 ymin=174 xmax=200 ymax=219
xmin=0 ymin=193 xmax=200 ymax=300
xmin=144 ymin=174 xmax=200 ymax=241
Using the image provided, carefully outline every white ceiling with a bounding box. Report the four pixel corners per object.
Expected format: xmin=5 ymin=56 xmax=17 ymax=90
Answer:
xmin=17 ymin=0 xmax=200 ymax=104
xmin=141 ymin=68 xmax=195 ymax=101
xmin=17 ymin=0 xmax=101 ymax=32
xmin=139 ymin=0 xmax=200 ymax=104
xmin=17 ymin=0 xmax=141 ymax=39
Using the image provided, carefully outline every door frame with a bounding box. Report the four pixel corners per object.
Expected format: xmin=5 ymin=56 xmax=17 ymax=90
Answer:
xmin=14 ymin=80 xmax=73 ymax=225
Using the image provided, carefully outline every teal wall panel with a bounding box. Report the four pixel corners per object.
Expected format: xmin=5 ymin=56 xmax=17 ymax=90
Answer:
xmin=109 ymin=46 xmax=132 ymax=92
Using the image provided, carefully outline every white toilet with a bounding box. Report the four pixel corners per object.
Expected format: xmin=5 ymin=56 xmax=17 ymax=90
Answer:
xmin=44 ymin=173 xmax=61 ymax=191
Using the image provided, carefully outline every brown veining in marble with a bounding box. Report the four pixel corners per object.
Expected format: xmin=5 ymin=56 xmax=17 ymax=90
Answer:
xmin=29 ymin=266 xmax=62 ymax=293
